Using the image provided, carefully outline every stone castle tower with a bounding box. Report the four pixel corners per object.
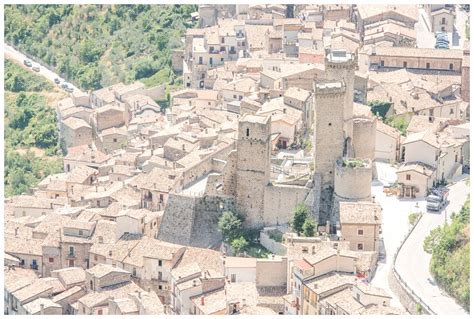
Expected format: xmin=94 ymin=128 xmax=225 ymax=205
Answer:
xmin=235 ymin=114 xmax=271 ymax=227
xmin=313 ymin=80 xmax=346 ymax=188
xmin=324 ymin=49 xmax=357 ymax=143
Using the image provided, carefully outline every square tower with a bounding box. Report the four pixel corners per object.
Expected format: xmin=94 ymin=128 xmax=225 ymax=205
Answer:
xmin=235 ymin=114 xmax=271 ymax=227
xmin=325 ymin=49 xmax=357 ymax=140
xmin=313 ymin=80 xmax=346 ymax=188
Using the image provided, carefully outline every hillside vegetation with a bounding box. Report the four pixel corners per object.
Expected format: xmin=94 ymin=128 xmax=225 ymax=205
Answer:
xmin=4 ymin=59 xmax=64 ymax=196
xmin=424 ymin=199 xmax=470 ymax=311
xmin=5 ymin=4 xmax=197 ymax=90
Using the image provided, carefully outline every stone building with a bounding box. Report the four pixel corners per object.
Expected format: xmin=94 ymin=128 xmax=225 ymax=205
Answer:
xmin=423 ymin=4 xmax=455 ymax=33
xmin=338 ymin=201 xmax=382 ymax=252
xmin=61 ymin=117 xmax=93 ymax=149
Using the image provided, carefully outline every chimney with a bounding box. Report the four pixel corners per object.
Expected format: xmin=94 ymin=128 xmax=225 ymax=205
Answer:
xmin=40 ymin=303 xmax=45 ymax=315
xmin=201 ymin=296 xmax=205 ymax=306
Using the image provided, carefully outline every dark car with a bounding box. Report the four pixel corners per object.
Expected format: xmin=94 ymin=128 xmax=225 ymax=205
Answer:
xmin=54 ymin=78 xmax=61 ymax=84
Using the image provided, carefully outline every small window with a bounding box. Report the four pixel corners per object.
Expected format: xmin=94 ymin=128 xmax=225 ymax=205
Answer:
xmin=231 ymin=274 xmax=237 ymax=282
xmin=380 ymin=60 xmax=384 ymax=67
xmin=94 ymin=255 xmax=98 ymax=261
xmin=158 ymin=260 xmax=162 ymax=267
xmin=221 ymin=57 xmax=224 ymax=62
xmin=357 ymin=243 xmax=364 ymax=250
xmin=22 ymin=211 xmax=26 ymax=217
xmin=113 ymin=138 xmax=117 ymax=143
xmin=159 ymin=285 xmax=163 ymax=290
xmin=450 ymin=108 xmax=454 ymax=114
xmin=426 ymin=63 xmax=430 ymax=69
xmin=221 ymin=37 xmax=225 ymax=44
xmin=358 ymin=229 xmax=364 ymax=236
xmin=49 ymin=257 xmax=54 ymax=263
xmin=233 ymin=95 xmax=237 ymax=99
xmin=98 ymin=309 xmax=103 ymax=315
xmin=442 ymin=17 xmax=446 ymax=24
xmin=79 ymin=230 xmax=83 ymax=236
xmin=132 ymin=267 xmax=137 ymax=277
xmin=406 ymin=174 xmax=411 ymax=181
xmin=246 ymin=128 xmax=250 ymax=137
xmin=449 ymin=63 xmax=454 ymax=70
xmin=328 ymin=123 xmax=332 ymax=126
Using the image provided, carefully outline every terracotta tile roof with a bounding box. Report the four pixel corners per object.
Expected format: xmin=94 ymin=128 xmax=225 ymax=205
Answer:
xmin=339 ymin=201 xmax=382 ymax=225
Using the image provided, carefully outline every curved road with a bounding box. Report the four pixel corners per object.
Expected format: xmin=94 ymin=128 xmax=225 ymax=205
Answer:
xmin=4 ymin=43 xmax=83 ymax=93
xmin=395 ymin=176 xmax=469 ymax=315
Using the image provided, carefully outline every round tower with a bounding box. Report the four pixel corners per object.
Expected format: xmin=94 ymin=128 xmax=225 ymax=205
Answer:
xmin=333 ymin=158 xmax=373 ymax=224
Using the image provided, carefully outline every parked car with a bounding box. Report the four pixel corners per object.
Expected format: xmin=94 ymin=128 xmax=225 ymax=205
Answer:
xmin=65 ymin=87 xmax=74 ymax=93
xmin=23 ymin=59 xmax=32 ymax=67
xmin=61 ymin=82 xmax=69 ymax=89
xmin=54 ymin=78 xmax=61 ymax=84
xmin=32 ymin=65 xmax=40 ymax=72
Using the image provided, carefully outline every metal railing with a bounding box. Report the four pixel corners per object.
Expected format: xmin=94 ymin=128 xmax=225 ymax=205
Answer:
xmin=391 ymin=213 xmax=436 ymax=315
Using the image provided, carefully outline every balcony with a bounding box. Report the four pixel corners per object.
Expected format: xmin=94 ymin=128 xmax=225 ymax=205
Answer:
xmin=67 ymin=252 xmax=76 ymax=259
xmin=30 ymin=264 xmax=39 ymax=270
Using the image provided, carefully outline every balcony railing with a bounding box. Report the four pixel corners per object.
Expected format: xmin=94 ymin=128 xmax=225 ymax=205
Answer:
xmin=30 ymin=264 xmax=39 ymax=270
xmin=67 ymin=252 xmax=76 ymax=258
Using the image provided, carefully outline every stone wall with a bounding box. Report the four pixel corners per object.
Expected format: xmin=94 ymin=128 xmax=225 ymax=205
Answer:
xmin=263 ymin=184 xmax=311 ymax=226
xmin=157 ymin=194 xmax=235 ymax=248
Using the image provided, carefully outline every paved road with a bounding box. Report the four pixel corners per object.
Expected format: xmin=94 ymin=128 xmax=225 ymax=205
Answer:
xmin=370 ymin=162 xmax=420 ymax=309
xmin=395 ymin=176 xmax=469 ymax=315
xmin=4 ymin=43 xmax=83 ymax=93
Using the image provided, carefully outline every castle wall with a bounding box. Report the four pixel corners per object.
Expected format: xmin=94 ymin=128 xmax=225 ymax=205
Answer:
xmin=263 ymin=184 xmax=311 ymax=226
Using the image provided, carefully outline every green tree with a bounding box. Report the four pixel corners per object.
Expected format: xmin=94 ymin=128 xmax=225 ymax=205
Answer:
xmin=231 ymin=236 xmax=248 ymax=254
xmin=217 ymin=211 xmax=243 ymax=242
xmin=302 ymin=218 xmax=316 ymax=237
xmin=291 ymin=203 xmax=309 ymax=235
xmin=368 ymin=100 xmax=392 ymax=119
xmin=385 ymin=116 xmax=409 ymax=136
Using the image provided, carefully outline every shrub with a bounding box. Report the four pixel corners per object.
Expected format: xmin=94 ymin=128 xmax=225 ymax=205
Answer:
xmin=231 ymin=236 xmax=248 ymax=254
xmin=302 ymin=218 xmax=316 ymax=237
